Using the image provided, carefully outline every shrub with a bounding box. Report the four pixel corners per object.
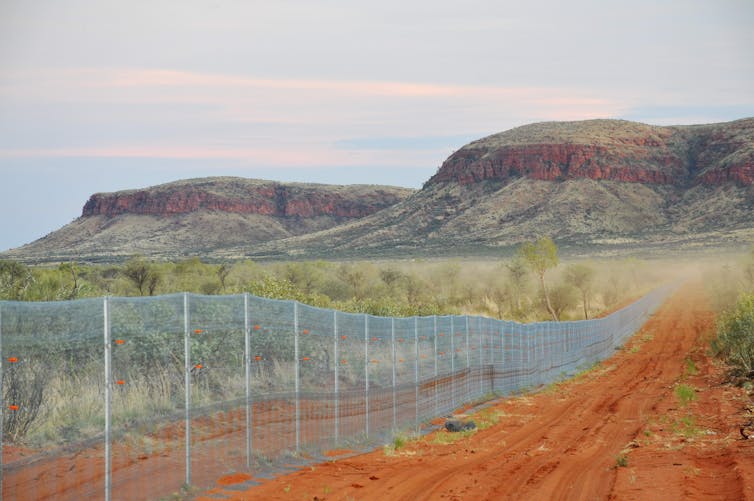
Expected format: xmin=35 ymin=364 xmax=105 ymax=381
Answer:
xmin=674 ymin=384 xmax=696 ymax=406
xmin=712 ymin=293 xmax=754 ymax=382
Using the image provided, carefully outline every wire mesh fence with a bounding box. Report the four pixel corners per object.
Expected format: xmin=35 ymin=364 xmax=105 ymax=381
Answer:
xmin=0 ymin=285 xmax=671 ymax=500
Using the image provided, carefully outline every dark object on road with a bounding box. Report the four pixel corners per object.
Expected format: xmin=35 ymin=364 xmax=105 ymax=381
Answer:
xmin=445 ymin=419 xmax=477 ymax=432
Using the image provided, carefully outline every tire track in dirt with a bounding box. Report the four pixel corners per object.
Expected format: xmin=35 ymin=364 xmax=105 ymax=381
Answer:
xmin=200 ymin=283 xmax=753 ymax=501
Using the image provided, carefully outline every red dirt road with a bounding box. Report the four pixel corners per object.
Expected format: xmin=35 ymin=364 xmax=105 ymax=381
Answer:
xmin=200 ymin=283 xmax=754 ymax=500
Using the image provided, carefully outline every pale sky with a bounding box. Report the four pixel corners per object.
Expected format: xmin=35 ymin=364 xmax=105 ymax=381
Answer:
xmin=1 ymin=0 xmax=753 ymax=252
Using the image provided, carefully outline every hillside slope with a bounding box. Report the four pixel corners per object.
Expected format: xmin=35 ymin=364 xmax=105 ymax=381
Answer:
xmin=2 ymin=177 xmax=414 ymax=262
xmin=240 ymin=118 xmax=754 ymax=258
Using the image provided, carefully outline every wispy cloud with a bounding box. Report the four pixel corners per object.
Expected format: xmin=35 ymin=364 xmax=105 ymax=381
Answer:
xmin=0 ymin=143 xmax=447 ymax=170
xmin=2 ymin=66 xmax=625 ymax=110
xmin=0 ymin=66 xmax=632 ymax=168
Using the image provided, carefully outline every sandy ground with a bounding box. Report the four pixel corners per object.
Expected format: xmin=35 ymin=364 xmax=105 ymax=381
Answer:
xmin=198 ymin=283 xmax=754 ymax=501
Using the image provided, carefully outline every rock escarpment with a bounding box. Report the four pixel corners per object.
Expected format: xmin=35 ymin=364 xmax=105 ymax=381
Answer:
xmin=3 ymin=178 xmax=415 ymax=262
xmin=427 ymin=118 xmax=754 ymax=187
xmin=82 ymin=178 xmax=410 ymax=219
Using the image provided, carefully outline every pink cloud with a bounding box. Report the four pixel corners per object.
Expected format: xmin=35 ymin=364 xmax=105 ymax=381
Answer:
xmin=0 ymin=144 xmax=443 ymax=168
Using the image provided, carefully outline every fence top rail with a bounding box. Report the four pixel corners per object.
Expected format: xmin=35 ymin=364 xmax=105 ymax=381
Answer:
xmin=0 ymin=284 xmax=673 ymax=328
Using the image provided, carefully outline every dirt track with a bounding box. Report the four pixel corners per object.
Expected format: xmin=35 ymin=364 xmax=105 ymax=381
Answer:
xmin=200 ymin=283 xmax=754 ymax=500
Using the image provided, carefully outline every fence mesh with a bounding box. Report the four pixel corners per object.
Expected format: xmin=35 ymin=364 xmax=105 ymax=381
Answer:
xmin=0 ymin=285 xmax=671 ymax=500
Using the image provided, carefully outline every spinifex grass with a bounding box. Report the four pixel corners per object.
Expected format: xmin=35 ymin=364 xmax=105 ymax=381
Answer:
xmin=674 ymin=384 xmax=697 ymax=407
xmin=431 ymin=428 xmax=477 ymax=445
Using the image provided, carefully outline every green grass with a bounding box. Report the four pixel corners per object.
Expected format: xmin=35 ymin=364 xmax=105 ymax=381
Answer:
xmin=684 ymin=358 xmax=698 ymax=377
xmin=431 ymin=429 xmax=477 ymax=445
xmin=384 ymin=432 xmax=416 ymax=456
xmin=474 ymin=407 xmax=504 ymax=430
xmin=674 ymin=384 xmax=697 ymax=406
xmin=673 ymin=415 xmax=702 ymax=438
xmin=393 ymin=435 xmax=407 ymax=450
xmin=615 ymin=454 xmax=629 ymax=467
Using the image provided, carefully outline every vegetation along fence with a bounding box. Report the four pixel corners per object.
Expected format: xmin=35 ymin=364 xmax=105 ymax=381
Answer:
xmin=0 ymin=286 xmax=671 ymax=500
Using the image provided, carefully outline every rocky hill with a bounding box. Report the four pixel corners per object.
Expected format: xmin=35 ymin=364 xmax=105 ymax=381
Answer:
xmin=2 ymin=178 xmax=414 ymax=263
xmin=3 ymin=118 xmax=753 ymax=263
xmin=238 ymin=118 xmax=754 ymax=259
xmin=427 ymin=118 xmax=753 ymax=187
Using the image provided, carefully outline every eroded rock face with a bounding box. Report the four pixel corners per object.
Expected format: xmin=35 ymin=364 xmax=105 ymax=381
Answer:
xmin=427 ymin=118 xmax=754 ymax=188
xmin=430 ymin=144 xmax=683 ymax=185
xmin=82 ymin=180 xmax=412 ymax=219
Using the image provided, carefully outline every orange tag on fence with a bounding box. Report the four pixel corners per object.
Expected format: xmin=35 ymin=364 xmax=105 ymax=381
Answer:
xmin=7 ymin=357 xmax=18 ymax=363
xmin=116 ymin=380 xmax=125 ymax=385
xmin=253 ymin=325 xmax=261 ymax=331
xmin=341 ymin=359 xmax=348 ymax=364
xmin=194 ymin=364 xmax=203 ymax=369
xmin=302 ymin=357 xmax=310 ymax=361
xmin=114 ymin=339 xmax=125 ymax=345
xmin=194 ymin=329 xmax=203 ymax=334
xmin=254 ymin=356 xmax=262 ymax=361
xmin=9 ymin=405 xmax=19 ymax=411
xmin=399 ymin=358 xmax=405 ymax=363
xmin=302 ymin=329 xmax=310 ymax=335
xmin=341 ymin=335 xmax=347 ymax=340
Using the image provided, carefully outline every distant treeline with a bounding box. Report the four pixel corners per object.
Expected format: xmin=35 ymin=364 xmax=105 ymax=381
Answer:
xmin=0 ymin=239 xmax=693 ymax=322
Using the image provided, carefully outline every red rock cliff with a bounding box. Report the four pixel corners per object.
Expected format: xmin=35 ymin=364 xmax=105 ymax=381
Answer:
xmin=427 ymin=118 xmax=754 ymax=187
xmin=82 ymin=180 xmax=412 ymax=218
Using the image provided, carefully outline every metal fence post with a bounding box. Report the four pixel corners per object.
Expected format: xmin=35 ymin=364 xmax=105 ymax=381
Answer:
xmin=450 ymin=316 xmax=455 ymax=409
xmin=183 ymin=293 xmax=191 ymax=487
xmin=433 ymin=316 xmax=438 ymax=416
xmin=465 ymin=316 xmax=470 ymax=400
xmin=526 ymin=324 xmax=532 ymax=388
xmin=414 ymin=317 xmax=419 ymax=433
xmin=103 ymin=297 xmax=111 ymax=501
xmin=478 ymin=317 xmax=483 ymax=395
xmin=333 ymin=310 xmax=339 ymax=445
xmin=391 ymin=318 xmax=396 ymax=431
xmin=492 ymin=320 xmax=502 ymax=391
xmin=364 ymin=314 xmax=369 ymax=439
xmin=244 ymin=293 xmax=252 ymax=470
xmin=293 ymin=301 xmax=300 ymax=452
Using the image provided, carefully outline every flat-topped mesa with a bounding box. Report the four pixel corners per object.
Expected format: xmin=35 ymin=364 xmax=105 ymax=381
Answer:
xmin=82 ymin=178 xmax=414 ymax=219
xmin=426 ymin=118 xmax=754 ymax=187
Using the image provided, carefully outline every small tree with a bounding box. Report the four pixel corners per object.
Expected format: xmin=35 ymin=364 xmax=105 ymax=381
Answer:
xmin=519 ymin=237 xmax=559 ymax=321
xmin=548 ymin=282 xmax=577 ymax=321
xmin=122 ymin=256 xmax=161 ymax=296
xmin=58 ymin=261 xmax=80 ymax=299
xmin=216 ymin=263 xmax=231 ymax=293
xmin=566 ymin=263 xmax=596 ymax=319
xmin=505 ymin=257 xmax=529 ymax=316
xmin=0 ymin=260 xmax=33 ymax=300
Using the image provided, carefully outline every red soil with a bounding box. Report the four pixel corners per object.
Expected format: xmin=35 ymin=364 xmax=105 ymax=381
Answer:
xmin=198 ymin=283 xmax=754 ymax=500
xmin=216 ymin=473 xmax=253 ymax=486
xmin=323 ymin=449 xmax=356 ymax=458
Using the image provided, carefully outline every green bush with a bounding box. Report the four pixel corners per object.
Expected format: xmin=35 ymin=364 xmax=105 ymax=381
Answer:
xmin=712 ymin=293 xmax=754 ymax=382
